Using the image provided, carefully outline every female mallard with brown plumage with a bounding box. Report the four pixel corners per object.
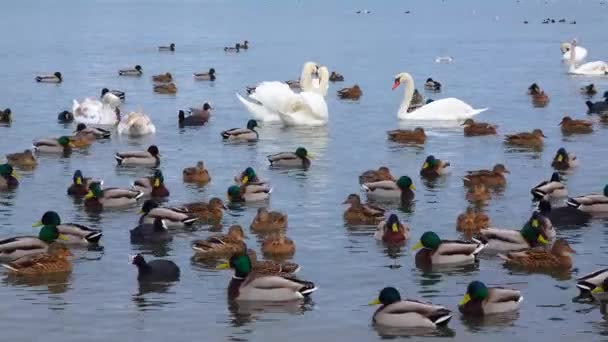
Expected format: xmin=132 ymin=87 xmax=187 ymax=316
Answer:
xmin=551 ymin=147 xmax=578 ymax=171
xmin=459 ymin=281 xmax=522 ymax=316
xmin=559 ymin=116 xmax=593 ymax=135
xmin=152 ymin=72 xmax=173 ymax=83
xmin=456 ymin=207 xmax=490 ymax=234
xmin=527 ymin=83 xmax=549 ymax=107
xmin=499 ymin=238 xmax=575 ymax=272
xmin=244 ymin=249 xmax=300 ymax=275
xmin=412 ymin=231 xmax=486 ymax=267
xmin=463 ymin=164 xmax=509 ymax=188
xmin=154 ymin=82 xmax=177 ymax=94
xmin=181 ymin=197 xmax=226 ymax=223
xmin=183 ymin=161 xmax=211 ymax=184
xmin=387 ymin=127 xmax=426 ymax=144
xmin=261 ymin=233 xmax=295 ymax=258
xmin=250 ymin=208 xmax=287 ymax=232
xmin=359 ymin=166 xmax=395 ymax=184
xmin=419 ymin=155 xmax=450 ymax=179
xmin=337 ymin=84 xmax=362 ymax=100
xmin=342 ymin=194 xmax=385 ymax=224
xmin=374 ymin=214 xmax=409 ymax=244
xmin=504 ymin=129 xmax=546 ymax=148
xmin=2 ymin=243 xmax=72 ymax=276
xmin=369 ymin=287 xmax=452 ymax=328
xmin=191 ymin=225 xmax=246 ymax=259
xmin=5 ymin=150 xmax=37 ymax=170
xmin=462 ymin=119 xmax=497 ymax=136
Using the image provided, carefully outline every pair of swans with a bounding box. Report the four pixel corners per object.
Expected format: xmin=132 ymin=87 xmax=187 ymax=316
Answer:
xmin=567 ymin=40 xmax=608 ymax=76
xmin=237 ymin=62 xmax=329 ymax=126
xmin=73 ymin=91 xmax=122 ymax=125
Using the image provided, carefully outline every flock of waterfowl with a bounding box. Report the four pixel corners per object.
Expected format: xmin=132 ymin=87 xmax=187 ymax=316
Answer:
xmin=2 ymin=35 xmax=608 ymax=332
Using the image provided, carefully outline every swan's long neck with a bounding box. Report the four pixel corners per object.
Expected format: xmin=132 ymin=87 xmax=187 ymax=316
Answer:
xmin=300 ymin=70 xmax=313 ymax=92
xmin=569 ymin=42 xmax=577 ymax=70
xmin=398 ymin=74 xmax=415 ymax=116
xmin=317 ymin=67 xmax=329 ymax=96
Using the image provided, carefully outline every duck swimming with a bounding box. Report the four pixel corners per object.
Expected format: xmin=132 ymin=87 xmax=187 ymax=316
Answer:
xmin=551 ymin=147 xmax=578 ymax=171
xmin=0 ymin=164 xmax=19 ymax=191
xmin=412 ymin=231 xmax=485 ymax=267
xmin=362 ymin=176 xmax=416 ymax=202
xmin=462 ymin=119 xmax=497 ymax=136
xmin=268 ymin=147 xmax=311 ymax=169
xmin=158 ymin=43 xmax=175 ymax=52
xmin=531 ymin=172 xmax=567 ymax=201
xmin=567 ymin=185 xmax=608 ymax=213
xmin=115 ymin=145 xmax=160 ymax=167
xmin=84 ymin=182 xmax=144 ymax=211
xmin=329 ymin=71 xmax=344 ymax=82
xmin=221 ymin=119 xmax=259 ymax=142
xmin=101 ymin=88 xmax=125 ymax=103
xmin=178 ymin=103 xmax=211 ymax=126
xmin=342 ymin=193 xmax=385 ymax=225
xmin=235 ymin=167 xmax=265 ymax=186
xmin=359 ymin=166 xmax=395 ymax=184
xmin=374 ymin=214 xmax=409 ymax=244
xmin=227 ymin=184 xmax=272 ymax=203
xmin=5 ymin=150 xmax=37 ymax=170
xmin=580 ymin=83 xmax=597 ymax=97
xmin=34 ymin=211 xmax=102 ymax=245
xmin=191 ymin=225 xmax=246 ymax=259
xmin=419 ymin=155 xmax=450 ymax=179
xmin=0 ymin=221 xmax=66 ymax=262
xmin=0 ymin=108 xmax=11 ymax=124
xmin=499 ymin=238 xmax=574 ymax=272
xmin=386 ymin=127 xmax=426 ymax=144
xmin=119 ymin=65 xmax=143 ymax=76
xmin=67 ymin=170 xmax=93 ymax=197
xmin=504 ymin=129 xmax=545 ymax=149
xmin=477 ymin=212 xmax=554 ymax=252
xmin=224 ymin=43 xmax=240 ymax=52
xmin=456 ymin=207 xmax=490 ymax=234
xmin=154 ymin=82 xmax=177 ymax=94
xmin=261 ymin=233 xmax=295 ymax=257
xmin=74 ymin=123 xmax=111 ymax=141
xmin=35 ymin=72 xmax=62 ymax=83
xmin=527 ymin=83 xmax=550 ymax=107
xmin=463 ymin=164 xmax=509 ymax=188
xmin=183 ymin=161 xmax=210 ymax=184
xmin=337 ymin=84 xmax=362 ymax=100
xmin=2 ymin=243 xmax=72 ymax=276
xmin=559 ymin=116 xmax=593 ymax=135
xmin=424 ymin=78 xmax=441 ymax=91
xmin=369 ymin=287 xmax=452 ymax=328
xmin=250 ymin=208 xmax=287 ymax=232
xmin=152 ymin=72 xmax=173 ymax=83
xmin=193 ymin=68 xmax=216 ymax=81
xmin=139 ymin=200 xmax=197 ymax=230
xmin=459 ymin=281 xmax=522 ymax=316
xmin=33 ymin=136 xmax=73 ymax=154
xmin=133 ymin=170 xmax=170 ymax=198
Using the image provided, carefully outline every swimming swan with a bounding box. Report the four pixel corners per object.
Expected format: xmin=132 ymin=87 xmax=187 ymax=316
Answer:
xmin=568 ymin=40 xmax=608 ymax=76
xmin=393 ymin=72 xmax=487 ymax=120
xmin=117 ymin=112 xmax=156 ymax=137
xmin=72 ymin=97 xmax=119 ymax=126
xmin=561 ymin=42 xmax=587 ymax=63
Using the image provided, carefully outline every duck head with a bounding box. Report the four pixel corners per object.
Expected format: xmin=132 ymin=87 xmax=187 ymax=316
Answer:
xmin=412 ymin=231 xmax=441 ymax=250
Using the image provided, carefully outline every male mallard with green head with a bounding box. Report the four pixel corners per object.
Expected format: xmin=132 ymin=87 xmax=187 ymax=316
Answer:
xmin=459 ymin=281 xmax=522 ymax=316
xmin=369 ymin=287 xmax=452 ymax=328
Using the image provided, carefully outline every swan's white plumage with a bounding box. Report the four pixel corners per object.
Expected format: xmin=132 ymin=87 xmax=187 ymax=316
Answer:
xmin=561 ymin=43 xmax=587 ymax=63
xmin=567 ymin=40 xmax=608 ymax=76
xmin=117 ymin=112 xmax=156 ymax=137
xmin=73 ymin=98 xmax=119 ymax=125
xmin=277 ymin=91 xmax=328 ymax=126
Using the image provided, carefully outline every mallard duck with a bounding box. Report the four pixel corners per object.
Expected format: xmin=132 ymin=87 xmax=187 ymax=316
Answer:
xmin=67 ymin=170 xmax=93 ymax=196
xmin=119 ymin=65 xmax=143 ymax=76
xmin=130 ymin=217 xmax=172 ymax=243
xmin=240 ymin=40 xmax=249 ymax=49
xmin=374 ymin=214 xmax=409 ymax=244
xmin=359 ymin=167 xmax=395 ymax=184
xmin=115 ymin=145 xmax=160 ymax=167
xmin=504 ymin=129 xmax=545 ymax=148
xmin=181 ymin=197 xmax=225 ymax=223
xmin=412 ymin=231 xmax=485 ymax=267
xmin=235 ymin=167 xmax=265 ymax=186
xmin=477 ymin=212 xmax=554 ymax=252
xmin=158 ymin=43 xmax=175 ymax=52
xmin=567 ymin=185 xmax=608 ymax=213
xmin=133 ymin=170 xmax=170 ymax=198
xmin=33 ymin=136 xmax=73 ymax=154
xmin=74 ymin=123 xmax=111 ymax=141
xmin=466 ymin=184 xmax=492 ymax=203
xmin=152 ymin=72 xmax=173 ymax=83
xmin=462 ymin=119 xmax=497 ymax=136
xmin=216 ymin=253 xmax=316 ymax=301
xmin=84 ymin=182 xmax=144 ymax=211
xmin=343 ymin=194 xmax=385 ymax=224
xmin=261 ymin=233 xmax=295 ymax=257
xmin=224 ymin=43 xmax=241 ymax=52
xmin=586 ymin=98 xmax=608 ymax=114
xmin=581 ymin=83 xmax=597 ymax=97
xmin=250 ymin=208 xmax=287 ymax=232
xmin=463 ymin=164 xmax=509 ymax=188
xmin=499 ymin=238 xmax=574 ymax=271
xmin=244 ymin=249 xmax=299 ymax=275
xmin=130 ymin=254 xmax=180 ymax=282
xmin=34 ymin=211 xmax=102 ymax=245
xmin=559 ymin=116 xmax=593 ymax=135
xmin=386 ymin=127 xmax=427 ymax=144
xmin=57 ymin=110 xmax=74 ymax=123
xmin=420 ymin=155 xmax=450 ymax=179
xmin=329 ymin=71 xmax=344 ymax=82
xmin=2 ymin=243 xmax=72 ymax=276
xmin=531 ymin=172 xmax=567 ymax=201
xmin=154 ymin=82 xmax=177 ymax=94
xmin=101 ymin=88 xmax=125 ymax=101
xmin=69 ymin=133 xmax=93 ymax=148
xmin=537 ymin=200 xmax=591 ymax=227
xmin=191 ymin=225 xmax=246 ymax=258
xmin=424 ymin=78 xmax=441 ymax=91
xmin=193 ymin=68 xmax=216 ymax=81
xmin=35 ymin=72 xmax=62 ymax=83
xmin=456 ymin=207 xmax=490 ymax=234
xmin=227 ymin=184 xmax=271 ymax=203
xmin=551 ymin=147 xmax=578 ymax=171
xmin=362 ymin=176 xmax=415 ymax=202
xmin=268 ymin=147 xmax=311 ymax=168
xmin=369 ymin=287 xmax=452 ymax=328
xmin=577 ymin=268 xmax=608 ymax=297
xmin=139 ymin=200 xmax=197 ymax=229
xmin=182 ymin=161 xmax=210 ymax=184
xmin=221 ymin=119 xmax=259 ymax=142
xmin=0 ymin=223 xmax=67 ymax=262
xmin=0 ymin=108 xmax=11 ymax=124
xmin=528 ymin=83 xmax=549 ymax=107
xmin=0 ymin=164 xmax=19 ymax=190
xmin=178 ymin=103 xmax=211 ymax=126
xmin=5 ymin=150 xmax=37 ymax=169
xmin=459 ymin=281 xmax=522 ymax=316
xmin=337 ymin=85 xmax=362 ymax=100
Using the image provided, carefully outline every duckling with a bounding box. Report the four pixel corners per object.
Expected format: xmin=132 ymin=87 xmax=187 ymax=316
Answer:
xmin=119 ymin=65 xmax=143 ymax=76
xmin=84 ymin=182 xmax=144 ymax=211
xmin=0 ymin=222 xmax=67 ymax=262
xmin=227 ymin=184 xmax=272 ymax=203
xmin=158 ymin=43 xmax=175 ymax=52
xmin=424 ymin=78 xmax=441 ymax=91
xmin=499 ymin=238 xmax=574 ymax=272
xmin=505 ymin=129 xmax=545 ymax=148
xmin=261 ymin=233 xmax=295 ymax=257
xmin=5 ymin=150 xmax=37 ymax=170
xmin=329 ymin=71 xmax=344 ymax=82
xmin=181 ymin=197 xmax=225 ymax=224
xmin=178 ymin=103 xmax=211 ymax=126
xmin=359 ymin=166 xmax=395 ymax=184
xmin=34 ymin=211 xmax=102 ymax=245
xmin=551 ymin=147 xmax=579 ymax=171
xmin=369 ymin=287 xmax=452 ymax=328
xmin=130 ymin=217 xmax=172 ymax=243
xmin=221 ymin=119 xmax=259 ymax=142
xmin=343 ymin=194 xmax=385 ymax=224
xmin=463 ymin=164 xmax=509 ymax=188
xmin=224 ymin=43 xmax=241 ymax=52
xmin=462 ymin=119 xmax=497 ymax=136
xmin=567 ymin=185 xmax=608 ymax=213
xmin=130 ymin=254 xmax=180 ymax=282
xmin=191 ymin=225 xmax=246 ymax=259
xmin=33 ymin=136 xmax=73 ymax=154
xmin=337 ymin=84 xmax=362 ymax=100
xmin=2 ymin=243 xmax=72 ymax=276
xmin=531 ymin=172 xmax=567 ymax=201
xmin=35 ymin=72 xmax=62 ymax=83
xmin=386 ymin=127 xmax=426 ymax=144
xmin=101 ymin=88 xmax=125 ymax=101
xmin=250 ymin=208 xmax=287 ymax=232
xmin=152 ymin=72 xmax=173 ymax=83
xmin=235 ymin=167 xmax=265 ymax=186
xmin=216 ymin=253 xmax=316 ymax=301
xmin=412 ymin=231 xmax=485 ymax=267
xmin=477 ymin=212 xmax=554 ymax=252
xmin=193 ymin=68 xmax=216 ymax=81
xmin=374 ymin=214 xmax=409 ymax=244
xmin=0 ymin=108 xmax=11 ymax=124
xmin=459 ymin=281 xmax=522 ymax=316
xmin=577 ymin=268 xmax=608 ymax=297
xmin=268 ymin=147 xmax=311 ymax=168
xmin=139 ymin=200 xmax=197 ymax=229
xmin=559 ymin=116 xmax=593 ymax=135
xmin=245 ymin=249 xmax=300 ymax=275
xmin=182 ymin=161 xmax=210 ymax=184
xmin=585 ymin=98 xmax=608 ymax=114
xmin=466 ymin=184 xmax=492 ymax=203
xmin=0 ymin=164 xmax=19 ymax=190
xmin=115 ymin=145 xmax=160 ymax=167
xmin=67 ymin=170 xmax=93 ymax=196
xmin=456 ymin=207 xmax=490 ymax=234
xmin=362 ymin=176 xmax=416 ymax=202
xmin=57 ymin=110 xmax=74 ymax=123
xmin=581 ymin=83 xmax=597 ymax=97
xmin=154 ymin=82 xmax=177 ymax=94
xmin=420 ymin=155 xmax=450 ymax=179
xmin=133 ymin=170 xmax=170 ymax=198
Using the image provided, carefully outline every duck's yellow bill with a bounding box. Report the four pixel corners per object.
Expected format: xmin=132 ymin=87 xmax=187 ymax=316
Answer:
xmin=58 ymin=234 xmax=70 ymax=241
xmin=84 ymin=191 xmax=94 ymax=199
xmin=216 ymin=263 xmax=230 ymax=270
xmin=32 ymin=221 xmax=43 ymax=227
xmin=410 ymin=184 xmax=416 ymax=191
xmin=153 ymin=178 xmax=160 ymax=187
xmin=391 ymin=223 xmax=399 ymax=232
xmin=242 ymin=176 xmax=249 ymax=185
xmin=531 ymin=219 xmax=539 ymax=228
xmin=411 ymin=241 xmax=423 ymax=251
xmin=76 ymin=177 xmax=82 ymax=185
xmin=422 ymin=162 xmax=429 ymax=169
xmin=592 ymin=286 xmax=605 ymax=294
xmin=557 ymin=155 xmax=563 ymax=162
xmin=368 ymin=298 xmax=381 ymax=305
xmin=459 ymin=293 xmax=471 ymax=306
xmin=537 ymin=234 xmax=549 ymax=245
xmin=11 ymin=171 xmax=19 ymax=179
xmin=138 ymin=210 xmax=145 ymax=214
xmin=307 ymin=153 xmax=314 ymax=159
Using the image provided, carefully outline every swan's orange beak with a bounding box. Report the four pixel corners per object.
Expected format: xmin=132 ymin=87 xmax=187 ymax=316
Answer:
xmin=392 ymin=81 xmax=400 ymax=90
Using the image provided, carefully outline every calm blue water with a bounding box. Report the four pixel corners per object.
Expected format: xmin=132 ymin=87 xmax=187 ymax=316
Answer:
xmin=2 ymin=0 xmax=608 ymax=340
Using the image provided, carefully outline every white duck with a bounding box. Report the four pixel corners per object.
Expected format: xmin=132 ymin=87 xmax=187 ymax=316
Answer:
xmin=73 ymin=97 xmax=120 ymax=126
xmin=561 ymin=41 xmax=588 ymax=63
xmin=568 ymin=40 xmax=608 ymax=76
xmin=117 ymin=112 xmax=156 ymax=137
xmin=393 ymin=72 xmax=487 ymax=120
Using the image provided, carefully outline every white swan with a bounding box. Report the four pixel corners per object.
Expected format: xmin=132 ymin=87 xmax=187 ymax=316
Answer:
xmin=568 ymin=40 xmax=608 ymax=76
xmin=561 ymin=42 xmax=587 ymax=63
xmin=117 ymin=112 xmax=156 ymax=137
xmin=73 ymin=98 xmax=119 ymax=125
xmin=393 ymin=72 xmax=487 ymax=120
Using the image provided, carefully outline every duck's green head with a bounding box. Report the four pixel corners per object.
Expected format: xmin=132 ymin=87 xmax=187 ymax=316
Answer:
xmin=217 ymin=253 xmax=252 ymax=278
xmin=461 ymin=281 xmax=488 ymax=305
xmin=85 ymin=182 xmax=103 ymax=199
xmin=33 ymin=211 xmax=61 ymax=228
xmin=242 ymin=167 xmax=256 ymax=184
xmin=227 ymin=185 xmax=242 ymax=202
xmin=295 ymin=147 xmax=310 ymax=159
xmin=152 ymin=170 xmax=164 ymax=188
xmin=73 ymin=170 xmax=84 ymax=185
xmin=246 ymin=119 xmax=258 ymax=130
xmin=520 ymin=213 xmax=548 ymax=245
xmin=396 ymin=176 xmax=415 ymax=191
xmin=58 ymin=136 xmax=71 ymax=147
xmin=369 ymin=287 xmax=402 ymax=306
xmin=37 ymin=225 xmax=60 ymax=243
xmin=0 ymin=164 xmax=18 ymax=179
xmin=422 ymin=155 xmax=437 ymax=169
xmin=604 ymin=185 xmax=608 ymax=197
xmin=412 ymin=231 xmax=441 ymax=251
